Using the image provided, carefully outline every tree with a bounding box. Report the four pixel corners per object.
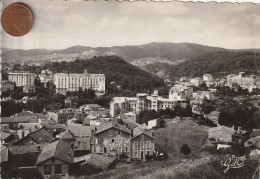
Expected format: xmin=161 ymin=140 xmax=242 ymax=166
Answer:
xmin=180 ymin=144 xmax=191 ymax=156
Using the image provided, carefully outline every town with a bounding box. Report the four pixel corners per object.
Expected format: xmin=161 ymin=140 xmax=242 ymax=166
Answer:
xmin=1 ymin=63 xmax=260 ymax=179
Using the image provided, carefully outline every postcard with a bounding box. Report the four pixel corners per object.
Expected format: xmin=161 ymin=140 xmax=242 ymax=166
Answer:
xmin=1 ymin=0 xmax=260 ymax=179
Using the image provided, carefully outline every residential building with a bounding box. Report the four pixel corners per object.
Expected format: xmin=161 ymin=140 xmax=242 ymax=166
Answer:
xmin=110 ymin=90 xmax=186 ymax=117
xmin=193 ymin=91 xmax=215 ymax=100
xmin=1 ymin=80 xmax=15 ymax=92
xmin=14 ymin=128 xmax=54 ymax=145
xmin=8 ymin=72 xmax=36 ymax=87
xmin=130 ymin=127 xmax=155 ymax=160
xmin=23 ymin=85 xmax=36 ymax=93
xmin=64 ymin=125 xmax=96 ymax=156
xmin=169 ymin=84 xmax=193 ymax=100
xmin=94 ymin=121 xmax=131 ymax=156
xmin=36 ymin=140 xmax=74 ymax=179
xmin=79 ymin=104 xmax=103 ymax=111
xmin=54 ymin=70 xmax=105 ymax=94
xmin=226 ymin=72 xmax=260 ymax=90
xmin=189 ymin=77 xmax=203 ymax=86
xmin=203 ymin=74 xmax=213 ymax=82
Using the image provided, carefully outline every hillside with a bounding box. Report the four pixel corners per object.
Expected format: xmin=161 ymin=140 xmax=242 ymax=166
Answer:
xmin=40 ymin=56 xmax=165 ymax=91
xmin=167 ymin=51 xmax=260 ymax=80
xmin=2 ymin=42 xmax=226 ymax=64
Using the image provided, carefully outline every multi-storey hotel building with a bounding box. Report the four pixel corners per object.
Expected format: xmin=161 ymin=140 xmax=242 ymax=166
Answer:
xmin=54 ymin=70 xmax=105 ymax=94
xmin=8 ymin=72 xmax=36 ymax=87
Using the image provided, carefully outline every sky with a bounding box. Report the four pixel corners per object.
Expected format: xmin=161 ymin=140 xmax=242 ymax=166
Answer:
xmin=2 ymin=0 xmax=260 ymax=49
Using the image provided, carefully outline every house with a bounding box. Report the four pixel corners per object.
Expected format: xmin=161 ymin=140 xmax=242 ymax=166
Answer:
xmin=208 ymin=126 xmax=235 ymax=143
xmin=17 ymin=123 xmax=42 ymax=139
xmin=14 ymin=128 xmax=54 ymax=145
xmin=1 ymin=116 xmax=38 ymax=129
xmin=94 ymin=121 xmax=131 ymax=157
xmin=147 ymin=118 xmax=166 ymax=130
xmin=36 ymin=140 xmax=74 ymax=179
xmin=0 ymin=131 xmax=16 ymax=145
xmin=23 ymin=85 xmax=36 ymax=93
xmin=130 ymin=127 xmax=155 ymax=160
xmin=41 ymin=120 xmax=64 ymax=133
xmin=9 ymin=144 xmax=45 ymax=167
xmin=79 ymin=104 xmax=103 ymax=111
xmin=64 ymin=125 xmax=96 ymax=156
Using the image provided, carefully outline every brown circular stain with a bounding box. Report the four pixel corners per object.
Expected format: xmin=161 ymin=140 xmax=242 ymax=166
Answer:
xmin=1 ymin=3 xmax=33 ymax=36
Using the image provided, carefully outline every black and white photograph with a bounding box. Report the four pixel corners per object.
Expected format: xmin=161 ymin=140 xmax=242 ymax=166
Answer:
xmin=1 ymin=0 xmax=260 ymax=179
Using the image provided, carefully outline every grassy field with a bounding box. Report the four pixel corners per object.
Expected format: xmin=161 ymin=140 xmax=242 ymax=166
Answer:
xmin=75 ymin=118 xmax=210 ymax=179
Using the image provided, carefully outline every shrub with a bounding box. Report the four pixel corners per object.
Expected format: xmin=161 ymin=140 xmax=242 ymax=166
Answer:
xmin=180 ymin=144 xmax=191 ymax=156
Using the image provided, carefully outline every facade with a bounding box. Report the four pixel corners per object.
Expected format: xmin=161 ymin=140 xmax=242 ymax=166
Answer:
xmin=8 ymin=72 xmax=36 ymax=87
xmin=110 ymin=90 xmax=186 ymax=117
xmin=54 ymin=70 xmax=105 ymax=94
xmin=189 ymin=77 xmax=203 ymax=86
xmin=226 ymin=72 xmax=260 ymax=90
xmin=1 ymin=80 xmax=15 ymax=92
xmin=130 ymin=127 xmax=155 ymax=160
xmin=23 ymin=85 xmax=36 ymax=93
xmin=94 ymin=122 xmax=131 ymax=157
xmin=203 ymin=74 xmax=213 ymax=82
xmin=169 ymin=84 xmax=193 ymax=100
xmin=36 ymin=140 xmax=74 ymax=179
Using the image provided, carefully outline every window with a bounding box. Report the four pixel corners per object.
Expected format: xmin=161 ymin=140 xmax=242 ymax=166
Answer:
xmin=55 ymin=165 xmax=62 ymax=174
xmin=96 ymin=138 xmax=100 ymax=144
xmin=44 ymin=165 xmax=51 ymax=175
xmin=125 ymin=147 xmax=128 ymax=152
xmin=134 ymin=150 xmax=138 ymax=157
xmin=141 ymin=135 xmax=144 ymax=140
xmin=134 ymin=141 xmax=139 ymax=149
xmin=140 ymin=141 xmax=145 ymax=149
xmin=119 ymin=147 xmax=122 ymax=153
xmin=146 ymin=141 xmax=151 ymax=149
xmin=117 ymin=130 xmax=121 ymax=135
xmin=146 ymin=150 xmax=150 ymax=155
xmin=111 ymin=139 xmax=115 ymax=143
xmin=118 ymin=138 xmax=122 ymax=144
xmin=109 ymin=130 xmax=113 ymax=136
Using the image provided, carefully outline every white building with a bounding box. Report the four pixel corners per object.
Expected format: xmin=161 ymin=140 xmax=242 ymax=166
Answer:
xmin=169 ymin=84 xmax=193 ymax=100
xmin=110 ymin=90 xmax=186 ymax=117
xmin=189 ymin=77 xmax=203 ymax=86
xmin=203 ymin=74 xmax=213 ymax=82
xmin=226 ymin=72 xmax=260 ymax=90
xmin=54 ymin=70 xmax=105 ymax=94
xmin=8 ymin=72 xmax=36 ymax=87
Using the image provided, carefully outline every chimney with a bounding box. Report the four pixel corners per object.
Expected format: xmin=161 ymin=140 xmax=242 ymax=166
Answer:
xmin=22 ymin=131 xmax=25 ymax=138
xmin=37 ymin=146 xmax=41 ymax=151
xmin=131 ymin=128 xmax=134 ymax=137
xmin=151 ymin=131 xmax=154 ymax=137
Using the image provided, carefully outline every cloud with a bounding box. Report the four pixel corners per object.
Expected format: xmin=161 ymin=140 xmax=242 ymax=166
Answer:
xmin=2 ymin=0 xmax=260 ymax=49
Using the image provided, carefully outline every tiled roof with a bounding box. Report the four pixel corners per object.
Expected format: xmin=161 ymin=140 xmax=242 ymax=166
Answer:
xmin=95 ymin=121 xmax=131 ymax=134
xmin=74 ymin=154 xmax=115 ymax=169
xmin=41 ymin=120 xmax=64 ymax=130
xmin=17 ymin=111 xmax=38 ymax=118
xmin=9 ymin=144 xmax=44 ymax=155
xmin=60 ymin=130 xmax=75 ymax=140
xmin=65 ymin=125 xmax=95 ymax=137
xmin=1 ymin=117 xmax=30 ymax=123
xmin=15 ymin=128 xmax=54 ymax=144
xmin=0 ymin=131 xmax=11 ymax=140
xmin=132 ymin=127 xmax=154 ymax=139
xmin=36 ymin=140 xmax=73 ymax=165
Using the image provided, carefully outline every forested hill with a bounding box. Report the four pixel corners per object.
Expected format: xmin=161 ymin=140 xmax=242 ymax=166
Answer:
xmin=43 ymin=56 xmax=165 ymax=91
xmin=168 ymin=51 xmax=260 ymax=80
